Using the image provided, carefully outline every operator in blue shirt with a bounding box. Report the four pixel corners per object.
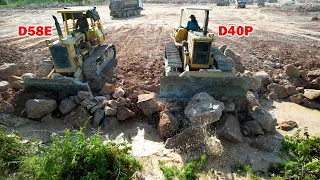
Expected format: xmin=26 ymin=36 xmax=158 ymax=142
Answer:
xmin=186 ymin=14 xmax=200 ymax=31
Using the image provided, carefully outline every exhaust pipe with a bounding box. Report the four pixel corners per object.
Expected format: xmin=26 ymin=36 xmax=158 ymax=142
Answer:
xmin=52 ymin=15 xmax=63 ymax=40
xmin=203 ymin=11 xmax=209 ymax=36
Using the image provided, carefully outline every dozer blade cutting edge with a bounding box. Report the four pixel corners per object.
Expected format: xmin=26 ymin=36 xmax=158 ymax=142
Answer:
xmin=159 ymin=71 xmax=249 ymax=101
xmin=23 ymin=77 xmax=91 ymax=95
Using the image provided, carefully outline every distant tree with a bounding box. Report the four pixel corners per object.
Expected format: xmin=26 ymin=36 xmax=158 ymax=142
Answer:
xmin=0 ymin=0 xmax=8 ymax=5
xmin=73 ymin=0 xmax=82 ymax=4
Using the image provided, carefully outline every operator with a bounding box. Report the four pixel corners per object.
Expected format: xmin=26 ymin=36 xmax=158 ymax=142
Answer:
xmin=186 ymin=14 xmax=200 ymax=31
xmin=76 ymin=14 xmax=89 ymax=33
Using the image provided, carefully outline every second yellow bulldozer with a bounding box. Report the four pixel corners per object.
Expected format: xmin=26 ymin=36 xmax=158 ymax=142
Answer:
xmin=160 ymin=6 xmax=248 ymax=101
xmin=23 ymin=6 xmax=116 ymax=94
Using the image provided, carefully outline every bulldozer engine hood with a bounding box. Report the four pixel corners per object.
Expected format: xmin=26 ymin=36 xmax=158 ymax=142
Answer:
xmin=61 ymin=9 xmax=100 ymax=21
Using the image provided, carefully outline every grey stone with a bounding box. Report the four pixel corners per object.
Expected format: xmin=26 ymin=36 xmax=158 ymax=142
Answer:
xmin=4 ymin=104 xmax=15 ymax=114
xmin=284 ymin=84 xmax=298 ymax=96
xmin=116 ymin=106 xmax=135 ymax=121
xmin=254 ymin=71 xmax=269 ymax=80
xmin=64 ymin=106 xmax=91 ymax=128
xmin=77 ymin=91 xmax=93 ymax=101
xmin=267 ymin=83 xmax=289 ymax=99
xmin=21 ymin=73 xmax=36 ymax=80
xmin=25 ymin=99 xmax=57 ymax=119
xmin=216 ymin=114 xmax=244 ymax=143
xmin=102 ymin=116 xmax=119 ymax=131
xmin=290 ymin=93 xmax=304 ymax=104
xmin=90 ymin=100 xmax=107 ymax=114
xmin=247 ymin=91 xmax=261 ymax=109
xmin=284 ymin=64 xmax=300 ymax=78
xmin=219 ymin=44 xmax=228 ymax=53
xmin=184 ymin=92 xmax=224 ymax=125
xmin=223 ymin=101 xmax=235 ymax=112
xmin=81 ymin=98 xmax=98 ymax=110
xmin=224 ymin=48 xmax=241 ymax=62
xmin=107 ymin=100 xmax=119 ymax=109
xmin=99 ymin=83 xmax=115 ymax=95
xmin=242 ymin=120 xmax=264 ymax=135
xmin=137 ymin=93 xmax=159 ymax=116
xmin=58 ymin=98 xmax=77 ymax=114
xmin=249 ymin=135 xmax=273 ymax=152
xmin=112 ymin=88 xmax=125 ymax=99
xmin=104 ymin=106 xmax=117 ymax=116
xmin=250 ymin=106 xmax=277 ymax=132
xmin=247 ymin=77 xmax=262 ymax=91
xmin=0 ymin=63 xmax=20 ymax=80
xmin=8 ymin=75 xmax=23 ymax=90
xmin=93 ymin=109 xmax=104 ymax=128
xmin=0 ymin=81 xmax=10 ymax=92
xmin=117 ymin=97 xmax=127 ymax=106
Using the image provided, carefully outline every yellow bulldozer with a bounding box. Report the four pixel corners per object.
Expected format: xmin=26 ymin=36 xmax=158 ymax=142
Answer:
xmin=23 ymin=6 xmax=116 ymax=94
xmin=159 ymin=6 xmax=248 ymax=101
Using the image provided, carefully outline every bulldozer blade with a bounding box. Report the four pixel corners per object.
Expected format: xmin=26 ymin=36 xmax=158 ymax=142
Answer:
xmin=159 ymin=74 xmax=248 ymax=101
xmin=23 ymin=77 xmax=91 ymax=95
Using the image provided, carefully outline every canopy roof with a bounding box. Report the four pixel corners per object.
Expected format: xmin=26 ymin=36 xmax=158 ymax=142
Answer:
xmin=181 ymin=6 xmax=212 ymax=11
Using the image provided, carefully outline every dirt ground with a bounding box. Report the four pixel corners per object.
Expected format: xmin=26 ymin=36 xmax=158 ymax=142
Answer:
xmin=0 ymin=2 xmax=320 ymax=179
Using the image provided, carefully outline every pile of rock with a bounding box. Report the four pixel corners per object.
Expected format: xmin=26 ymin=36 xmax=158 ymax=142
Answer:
xmin=160 ymin=91 xmax=277 ymax=154
xmin=23 ymin=83 xmax=160 ymax=130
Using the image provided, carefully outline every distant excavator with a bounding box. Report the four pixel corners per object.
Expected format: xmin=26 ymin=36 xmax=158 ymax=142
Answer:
xmin=159 ymin=6 xmax=248 ymax=101
xmin=23 ymin=7 xmax=116 ymax=94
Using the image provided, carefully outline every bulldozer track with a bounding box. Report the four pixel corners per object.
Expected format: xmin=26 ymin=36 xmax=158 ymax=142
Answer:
xmin=164 ymin=43 xmax=182 ymax=76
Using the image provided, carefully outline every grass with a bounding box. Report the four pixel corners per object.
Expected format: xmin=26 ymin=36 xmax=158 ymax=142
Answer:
xmin=0 ymin=127 xmax=142 ymax=180
xmin=159 ymin=155 xmax=208 ymax=180
xmin=231 ymin=163 xmax=263 ymax=180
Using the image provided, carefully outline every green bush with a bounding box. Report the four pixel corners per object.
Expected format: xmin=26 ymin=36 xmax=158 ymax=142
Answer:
xmin=268 ymin=129 xmax=320 ymax=179
xmin=0 ymin=0 xmax=8 ymax=5
xmin=159 ymin=155 xmax=207 ymax=180
xmin=21 ymin=129 xmax=142 ymax=180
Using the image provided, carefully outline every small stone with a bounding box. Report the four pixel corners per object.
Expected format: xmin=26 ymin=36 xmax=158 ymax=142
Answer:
xmin=117 ymin=97 xmax=127 ymax=106
xmin=116 ymin=106 xmax=135 ymax=121
xmin=290 ymin=94 xmax=304 ymax=104
xmin=112 ymin=88 xmax=125 ymax=99
xmin=3 ymin=104 xmax=15 ymax=114
xmin=107 ymin=100 xmax=119 ymax=109
xmin=58 ymin=98 xmax=77 ymax=114
xmin=284 ymin=84 xmax=298 ymax=96
xmin=247 ymin=91 xmax=261 ymax=109
xmin=303 ymin=89 xmax=320 ymax=100
xmin=278 ymin=121 xmax=297 ymax=131
xmin=219 ymin=44 xmax=228 ymax=53
xmin=81 ymin=98 xmax=98 ymax=110
xmin=90 ymin=100 xmax=107 ymax=114
xmin=223 ymin=101 xmax=235 ymax=112
xmin=99 ymin=83 xmax=116 ymax=95
xmin=0 ymin=63 xmax=20 ymax=80
xmin=8 ymin=76 xmax=23 ymax=90
xmin=296 ymin=87 xmax=304 ymax=93
xmin=307 ymin=69 xmax=320 ymax=79
xmin=311 ymin=16 xmax=319 ymax=21
xmin=267 ymin=83 xmax=288 ymax=99
xmin=104 ymin=106 xmax=117 ymax=116
xmin=0 ymin=81 xmax=10 ymax=92
xmin=77 ymin=91 xmax=93 ymax=101
xmin=21 ymin=73 xmax=36 ymax=80
xmin=75 ymin=96 xmax=82 ymax=105
xmin=284 ymin=64 xmax=300 ymax=78
xmin=224 ymin=48 xmax=241 ymax=62
xmin=93 ymin=109 xmax=104 ymax=128
xmin=94 ymin=96 xmax=109 ymax=102
xmin=254 ymin=71 xmax=269 ymax=80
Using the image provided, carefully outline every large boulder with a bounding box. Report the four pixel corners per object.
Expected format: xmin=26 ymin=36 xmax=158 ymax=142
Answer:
xmin=250 ymin=106 xmax=277 ymax=132
xmin=104 ymin=106 xmax=117 ymax=116
xmin=216 ymin=114 xmax=244 ymax=143
xmin=81 ymin=98 xmax=98 ymax=110
xmin=0 ymin=63 xmax=20 ymax=80
xmin=307 ymin=77 xmax=320 ymax=90
xmin=0 ymin=81 xmax=10 ymax=92
xmin=99 ymin=83 xmax=115 ymax=95
xmin=107 ymin=100 xmax=119 ymax=109
xmin=25 ymin=99 xmax=57 ymax=119
xmin=64 ymin=106 xmax=91 ymax=128
xmin=242 ymin=120 xmax=264 ymax=136
xmin=165 ymin=125 xmax=207 ymax=154
xmin=77 ymin=91 xmax=93 ymax=101
xmin=247 ymin=77 xmax=262 ymax=91
xmin=158 ymin=111 xmax=180 ymax=139
xmin=302 ymin=98 xmax=320 ymax=110
xmin=284 ymin=64 xmax=300 ymax=78
xmin=116 ymin=106 xmax=135 ymax=121
xmin=303 ymin=89 xmax=320 ymax=100
xmin=90 ymin=100 xmax=108 ymax=114
xmin=184 ymin=92 xmax=224 ymax=125
xmin=136 ymin=93 xmax=159 ymax=116
xmin=307 ymin=69 xmax=320 ymax=79
xmin=58 ymin=98 xmax=77 ymax=114
xmin=267 ymin=83 xmax=289 ymax=99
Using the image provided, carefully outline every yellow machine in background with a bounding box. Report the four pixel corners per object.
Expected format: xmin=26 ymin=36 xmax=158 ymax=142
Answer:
xmin=160 ymin=7 xmax=247 ymax=101
xmin=24 ymin=7 xmax=116 ymax=94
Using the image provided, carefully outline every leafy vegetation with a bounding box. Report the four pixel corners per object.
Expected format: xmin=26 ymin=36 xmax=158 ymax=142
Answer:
xmin=231 ymin=163 xmax=263 ymax=180
xmin=0 ymin=0 xmax=8 ymax=5
xmin=159 ymin=155 xmax=207 ymax=180
xmin=268 ymin=129 xmax=320 ymax=180
xmin=0 ymin=128 xmax=142 ymax=180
